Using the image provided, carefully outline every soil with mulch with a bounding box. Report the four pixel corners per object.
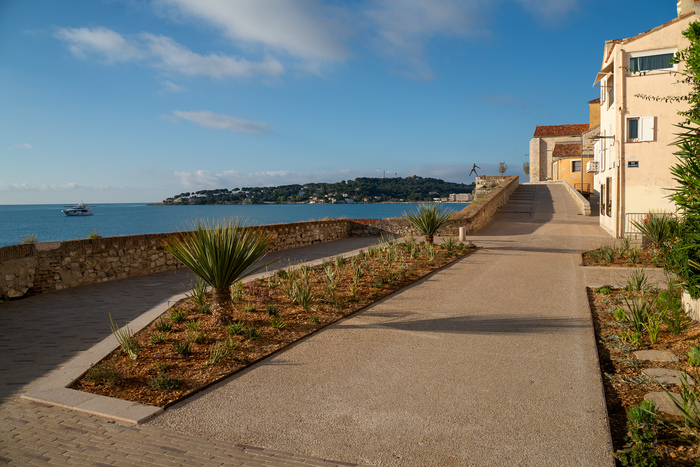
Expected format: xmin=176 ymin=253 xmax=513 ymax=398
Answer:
xmin=582 ymin=249 xmax=661 ymax=268
xmin=588 ymin=287 xmax=700 ymax=465
xmin=71 ymin=241 xmax=476 ymax=408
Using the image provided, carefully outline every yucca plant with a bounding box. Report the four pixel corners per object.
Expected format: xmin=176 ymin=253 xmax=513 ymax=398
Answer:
xmin=403 ymin=204 xmax=454 ymax=245
xmin=162 ymin=219 xmax=272 ymax=323
xmin=631 ymin=212 xmax=672 ymax=250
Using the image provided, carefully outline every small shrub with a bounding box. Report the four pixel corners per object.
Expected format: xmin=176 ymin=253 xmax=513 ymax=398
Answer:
xmin=309 ymin=315 xmax=320 ymax=324
xmin=154 ymin=317 xmax=172 ymax=332
xmin=628 ymin=247 xmax=641 ymax=265
xmin=265 ymin=304 xmax=279 ymax=317
xmin=227 ymin=321 xmax=245 ymax=336
xmin=626 ymin=269 xmax=651 ymax=293
xmin=148 ymin=373 xmax=183 ymax=391
xmin=600 ymin=245 xmax=616 ymax=264
xmin=198 ymin=303 xmax=212 ymax=315
xmin=109 ymin=314 xmax=139 ymax=360
xmin=87 ymin=229 xmax=102 ymax=239
xmin=206 ymin=341 xmax=230 ymax=366
xmin=149 ymin=332 xmax=170 ymax=344
xmin=187 ymin=277 xmax=209 ymax=306
xmin=631 ymin=212 xmax=672 ymax=249
xmin=173 ymin=340 xmax=192 ymax=356
xmin=613 ymin=307 xmax=627 ymax=322
xmin=270 ymin=316 xmax=286 ymax=329
xmin=643 ymin=311 xmax=663 ymax=345
xmin=85 ymin=362 xmax=122 ymax=386
xmin=615 ymin=400 xmax=662 ymax=466
xmin=442 ymin=236 xmax=457 ymax=253
xmin=596 ymin=285 xmax=613 ymax=295
xmin=169 ymin=307 xmax=187 ymax=323
xmin=244 ymin=302 xmax=256 ymax=313
xmin=689 ymin=344 xmax=700 ymax=367
xmin=185 ymin=319 xmax=201 ymax=332
xmin=244 ymin=326 xmax=261 ymax=340
xmin=230 ymin=280 xmax=244 ymax=303
xmin=20 ymin=234 xmax=38 ymax=244
xmin=623 ymin=296 xmax=650 ymax=334
xmin=186 ymin=330 xmax=204 ymax=344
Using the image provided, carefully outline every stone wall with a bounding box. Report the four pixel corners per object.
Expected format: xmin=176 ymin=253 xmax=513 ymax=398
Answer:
xmin=0 ymin=220 xmax=350 ymax=299
xmin=350 ymin=176 xmax=519 ymax=238
xmin=0 ymin=180 xmax=519 ymax=301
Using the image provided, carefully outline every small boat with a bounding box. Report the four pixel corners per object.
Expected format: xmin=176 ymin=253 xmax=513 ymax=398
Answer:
xmin=62 ymin=202 xmax=94 ymax=216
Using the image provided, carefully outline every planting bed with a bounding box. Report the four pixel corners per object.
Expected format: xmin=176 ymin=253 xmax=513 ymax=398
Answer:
xmin=71 ymin=239 xmax=476 ymax=408
xmin=589 ymin=286 xmax=700 ymax=465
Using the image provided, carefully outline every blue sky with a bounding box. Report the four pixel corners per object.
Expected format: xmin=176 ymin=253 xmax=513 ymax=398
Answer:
xmin=0 ymin=0 xmax=679 ymax=203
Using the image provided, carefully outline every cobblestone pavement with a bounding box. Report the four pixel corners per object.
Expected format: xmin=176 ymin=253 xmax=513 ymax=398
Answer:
xmin=1 ymin=237 xmax=377 ymax=466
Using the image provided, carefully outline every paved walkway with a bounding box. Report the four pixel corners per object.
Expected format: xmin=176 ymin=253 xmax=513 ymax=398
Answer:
xmin=1 ymin=185 xmax=632 ymax=465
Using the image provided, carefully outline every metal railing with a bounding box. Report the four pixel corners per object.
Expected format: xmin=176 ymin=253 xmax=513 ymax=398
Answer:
xmin=624 ymin=213 xmax=647 ymax=242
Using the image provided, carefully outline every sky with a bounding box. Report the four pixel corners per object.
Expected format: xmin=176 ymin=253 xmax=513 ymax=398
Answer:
xmin=0 ymin=0 xmax=682 ymax=204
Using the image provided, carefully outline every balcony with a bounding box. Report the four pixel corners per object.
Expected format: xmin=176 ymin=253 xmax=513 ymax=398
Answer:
xmin=586 ymin=161 xmax=599 ymax=173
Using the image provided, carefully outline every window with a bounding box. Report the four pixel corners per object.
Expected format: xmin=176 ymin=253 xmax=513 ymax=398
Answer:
xmin=571 ymin=160 xmax=582 ymax=173
xmin=627 ymin=117 xmax=655 ymax=142
xmin=608 ymin=83 xmax=614 ymax=109
xmin=629 ymin=50 xmax=676 ymax=74
xmin=605 ymin=177 xmax=612 ymax=217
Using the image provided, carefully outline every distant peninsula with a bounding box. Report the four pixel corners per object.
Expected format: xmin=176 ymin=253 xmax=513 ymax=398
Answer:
xmin=156 ymin=176 xmax=475 ymax=205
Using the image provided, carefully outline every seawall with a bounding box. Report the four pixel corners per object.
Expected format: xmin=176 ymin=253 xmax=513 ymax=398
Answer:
xmin=0 ymin=176 xmax=518 ymax=300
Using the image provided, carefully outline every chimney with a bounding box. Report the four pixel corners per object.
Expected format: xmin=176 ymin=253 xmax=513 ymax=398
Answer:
xmin=588 ymin=98 xmax=601 ymax=129
xmin=678 ymin=0 xmax=700 ymax=16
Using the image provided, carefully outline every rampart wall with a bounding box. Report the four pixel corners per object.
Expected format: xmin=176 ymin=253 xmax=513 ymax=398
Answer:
xmin=0 ymin=176 xmax=518 ymax=300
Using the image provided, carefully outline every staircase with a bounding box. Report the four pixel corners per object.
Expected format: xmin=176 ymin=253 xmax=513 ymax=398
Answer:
xmin=498 ymin=184 xmax=537 ymax=215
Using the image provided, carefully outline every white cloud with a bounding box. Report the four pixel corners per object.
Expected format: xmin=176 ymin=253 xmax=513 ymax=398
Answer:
xmin=167 ymin=110 xmax=270 ymax=134
xmin=142 ymin=33 xmax=283 ymax=78
xmin=154 ymin=0 xmax=351 ymax=61
xmin=8 ymin=143 xmax=33 ymax=150
xmin=160 ymin=80 xmax=188 ymax=93
xmin=54 ymin=26 xmax=145 ymax=63
xmin=54 ymin=27 xmax=284 ymax=79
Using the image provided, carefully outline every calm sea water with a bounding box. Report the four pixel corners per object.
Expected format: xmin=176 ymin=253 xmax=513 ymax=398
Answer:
xmin=0 ymin=203 xmax=469 ymax=247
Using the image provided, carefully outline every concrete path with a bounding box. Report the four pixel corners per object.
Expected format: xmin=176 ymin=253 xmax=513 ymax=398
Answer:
xmin=0 ymin=236 xmax=378 ymax=466
xmin=0 ymin=184 xmax=622 ymax=466
xmin=146 ymin=184 xmax=617 ymax=466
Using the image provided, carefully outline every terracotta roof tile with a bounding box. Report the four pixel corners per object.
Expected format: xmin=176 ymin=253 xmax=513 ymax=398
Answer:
xmin=552 ymin=142 xmax=582 ymax=158
xmin=588 ymin=98 xmax=601 ymax=104
xmin=533 ymin=123 xmax=589 ymax=137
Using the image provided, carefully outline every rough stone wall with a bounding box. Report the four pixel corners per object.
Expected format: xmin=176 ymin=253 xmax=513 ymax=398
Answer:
xmin=0 ymin=183 xmax=520 ymax=300
xmin=0 ymin=220 xmax=350 ymax=299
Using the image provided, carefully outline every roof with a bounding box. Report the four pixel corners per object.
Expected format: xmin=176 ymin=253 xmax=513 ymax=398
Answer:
xmin=552 ymin=142 xmax=582 ymax=158
xmin=588 ymin=98 xmax=601 ymax=104
xmin=533 ymin=124 xmax=589 ymax=138
xmin=622 ymin=12 xmax=694 ymax=46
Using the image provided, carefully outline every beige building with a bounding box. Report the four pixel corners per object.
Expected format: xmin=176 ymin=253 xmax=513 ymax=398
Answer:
xmin=529 ymin=100 xmax=600 ymax=195
xmin=592 ymin=5 xmax=696 ymax=238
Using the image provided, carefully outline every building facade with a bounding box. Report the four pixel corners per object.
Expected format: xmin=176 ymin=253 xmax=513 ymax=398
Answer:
xmin=592 ymin=9 xmax=695 ymax=237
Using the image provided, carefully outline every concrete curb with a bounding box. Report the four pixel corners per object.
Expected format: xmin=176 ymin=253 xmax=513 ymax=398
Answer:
xmin=20 ymin=244 xmax=376 ymax=424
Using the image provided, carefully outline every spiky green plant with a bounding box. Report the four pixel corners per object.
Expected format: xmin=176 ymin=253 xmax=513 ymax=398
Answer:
xmin=161 ymin=219 xmax=272 ymax=323
xmin=403 ymin=204 xmax=454 ymax=245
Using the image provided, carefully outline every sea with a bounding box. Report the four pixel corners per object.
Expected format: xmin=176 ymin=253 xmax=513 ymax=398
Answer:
xmin=0 ymin=203 xmax=469 ymax=248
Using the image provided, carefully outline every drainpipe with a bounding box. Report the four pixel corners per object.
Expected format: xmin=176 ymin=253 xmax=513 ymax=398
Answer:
xmin=617 ymin=50 xmax=627 ymax=239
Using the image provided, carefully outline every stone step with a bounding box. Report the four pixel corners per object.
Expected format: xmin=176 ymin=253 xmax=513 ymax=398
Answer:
xmin=633 ymin=350 xmax=679 ymax=362
xmin=642 ymin=368 xmax=695 ymax=385
xmin=645 ymin=391 xmax=699 ymax=416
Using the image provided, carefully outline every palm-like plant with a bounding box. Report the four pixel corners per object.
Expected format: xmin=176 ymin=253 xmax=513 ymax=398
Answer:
xmin=403 ymin=204 xmax=453 ymax=245
xmin=162 ymin=219 xmax=272 ymax=323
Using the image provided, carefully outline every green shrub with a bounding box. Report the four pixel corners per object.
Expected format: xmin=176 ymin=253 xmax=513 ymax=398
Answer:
xmin=148 ymin=373 xmax=183 ymax=390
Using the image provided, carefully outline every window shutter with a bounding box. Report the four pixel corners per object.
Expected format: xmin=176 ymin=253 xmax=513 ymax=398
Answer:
xmin=640 ymin=116 xmax=655 ymax=142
